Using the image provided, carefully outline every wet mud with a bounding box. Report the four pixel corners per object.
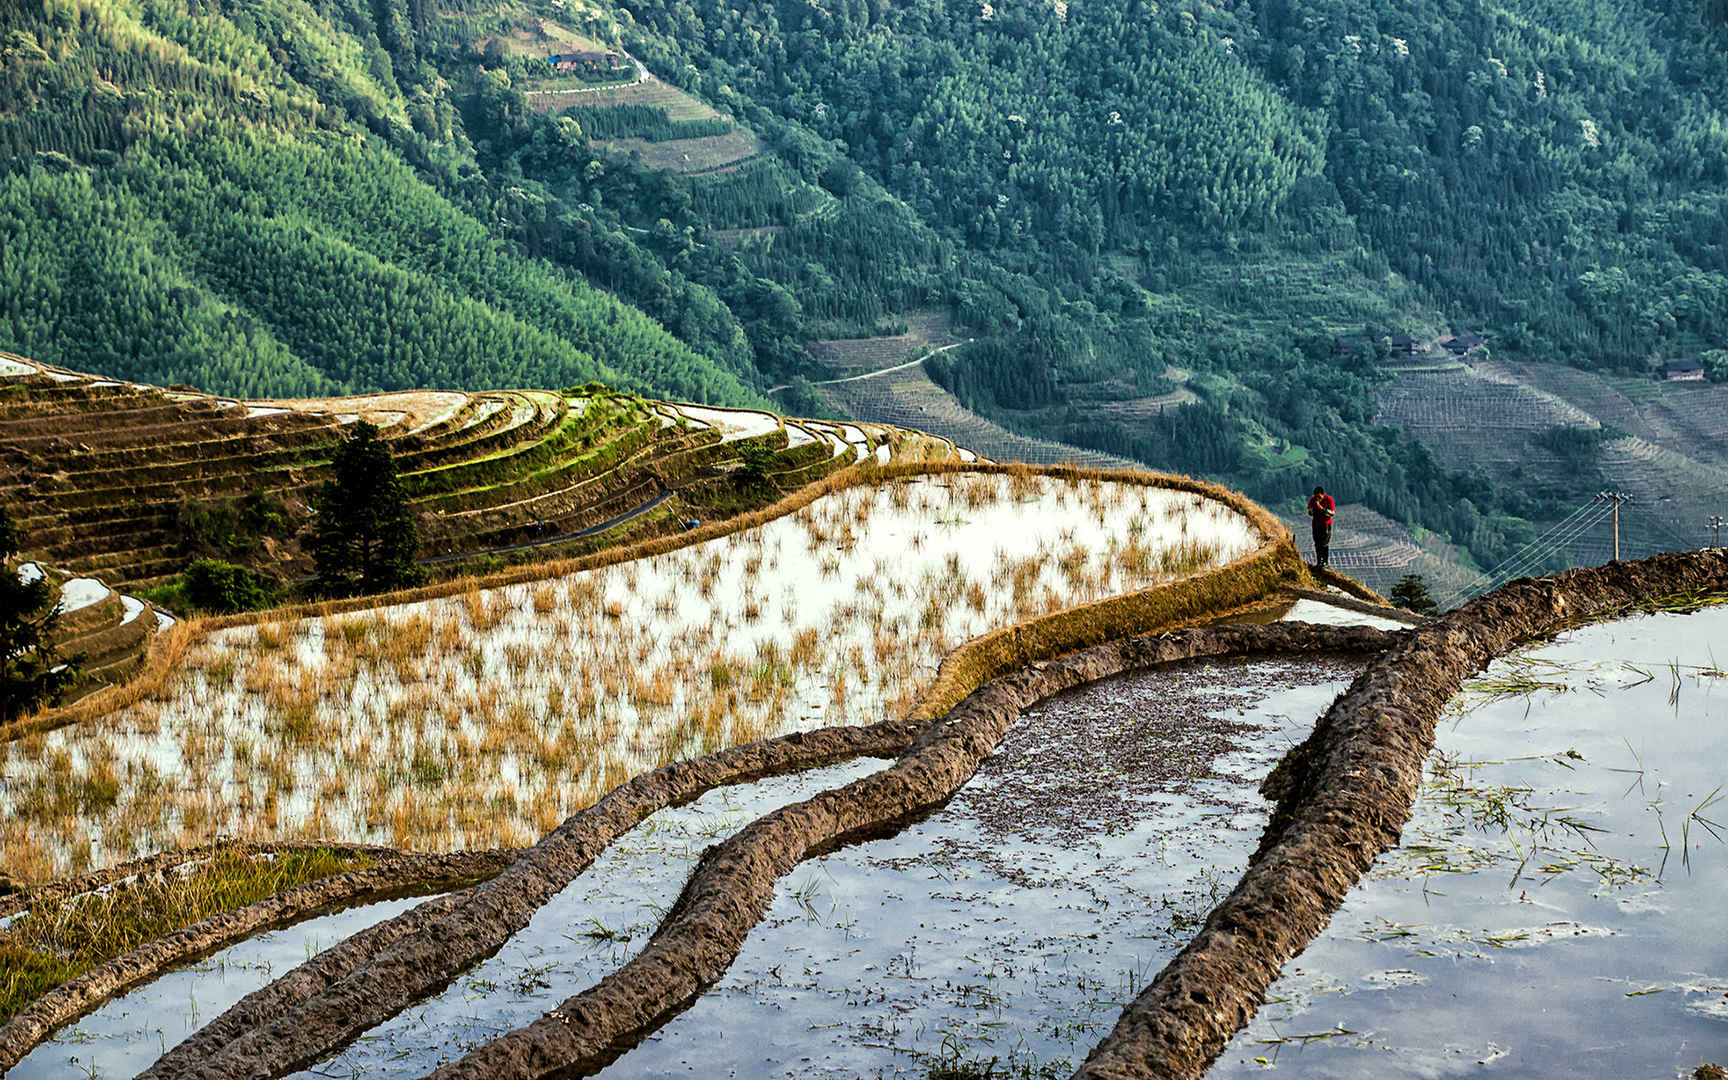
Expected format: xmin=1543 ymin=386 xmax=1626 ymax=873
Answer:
xmin=411 ymin=623 xmax=1392 ymax=1080
xmin=596 ymin=654 xmax=1367 ymax=1078
xmin=138 ymin=718 xmax=918 ymax=1080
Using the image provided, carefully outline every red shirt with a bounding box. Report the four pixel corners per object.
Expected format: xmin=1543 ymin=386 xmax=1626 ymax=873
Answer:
xmin=1307 ymin=493 xmax=1335 ymax=524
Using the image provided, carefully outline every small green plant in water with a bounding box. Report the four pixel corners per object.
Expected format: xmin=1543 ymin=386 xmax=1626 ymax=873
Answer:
xmin=0 ymin=846 xmax=372 ymax=1024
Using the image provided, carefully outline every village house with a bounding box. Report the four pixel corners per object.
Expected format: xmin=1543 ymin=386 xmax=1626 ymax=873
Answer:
xmin=1331 ymin=327 xmax=1421 ymax=362
xmin=547 ymin=49 xmax=622 ymax=76
xmin=1442 ymin=330 xmax=1485 ymax=355
xmin=1661 ymin=358 xmax=1707 ymax=382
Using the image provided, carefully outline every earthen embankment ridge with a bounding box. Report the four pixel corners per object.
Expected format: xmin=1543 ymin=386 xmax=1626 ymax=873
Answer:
xmin=32 ymin=448 xmax=1706 ymax=1080
xmin=129 ymin=550 xmax=1725 ymax=1080
xmin=0 ymin=847 xmax=516 ymax=1071
xmin=419 ymin=623 xmax=1394 ymax=1080
xmin=1073 ymin=548 xmax=1728 ymax=1079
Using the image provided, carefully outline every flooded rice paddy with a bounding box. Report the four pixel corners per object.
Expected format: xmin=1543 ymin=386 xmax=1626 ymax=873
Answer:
xmin=0 ymin=474 xmax=1257 ymax=881
xmin=282 ymin=758 xmax=889 ymax=1080
xmin=1213 ymin=603 xmax=1728 ymax=1078
xmin=590 ymin=654 xmax=1363 ymax=1078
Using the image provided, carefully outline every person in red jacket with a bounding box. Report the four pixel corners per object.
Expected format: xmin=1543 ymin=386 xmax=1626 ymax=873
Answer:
xmin=1307 ymin=486 xmax=1335 ymax=568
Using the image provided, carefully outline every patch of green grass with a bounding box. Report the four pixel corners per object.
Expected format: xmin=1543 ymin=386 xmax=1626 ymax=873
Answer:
xmin=0 ymin=846 xmax=372 ymax=1024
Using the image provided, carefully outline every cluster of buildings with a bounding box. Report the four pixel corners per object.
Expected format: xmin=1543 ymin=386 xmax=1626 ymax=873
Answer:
xmin=545 ymin=48 xmax=625 ymax=77
xmin=1329 ymin=326 xmax=1711 ymax=383
xmin=1330 ymin=327 xmax=1482 ymax=363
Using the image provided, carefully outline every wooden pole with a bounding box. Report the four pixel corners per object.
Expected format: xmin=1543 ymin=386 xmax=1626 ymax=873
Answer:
xmin=1596 ymin=491 xmax=1630 ymax=561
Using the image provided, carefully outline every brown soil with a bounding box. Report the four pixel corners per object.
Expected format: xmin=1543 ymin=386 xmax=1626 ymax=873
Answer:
xmin=1072 ymin=547 xmax=1728 ymax=1079
xmin=6 ymin=460 xmax=1305 ymax=1074
xmin=130 ymin=623 xmax=1373 ymax=1080
xmin=417 ymin=623 xmax=1390 ymax=1080
xmin=131 ymin=551 xmax=1720 ymax=1080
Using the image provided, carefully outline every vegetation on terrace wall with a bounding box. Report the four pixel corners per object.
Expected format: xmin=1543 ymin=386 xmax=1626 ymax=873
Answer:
xmin=0 ymin=846 xmax=372 ymax=1025
xmin=0 ymin=507 xmax=79 ymax=724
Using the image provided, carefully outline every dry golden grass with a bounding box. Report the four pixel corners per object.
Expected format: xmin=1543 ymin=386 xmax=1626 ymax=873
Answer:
xmin=0 ymin=466 xmax=1285 ymax=882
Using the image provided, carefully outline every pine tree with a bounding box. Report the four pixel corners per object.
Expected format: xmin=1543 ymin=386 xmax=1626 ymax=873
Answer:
xmin=0 ymin=505 xmax=80 ymax=723
xmin=310 ymin=422 xmax=425 ymax=597
xmin=1389 ymin=573 xmax=1438 ymax=615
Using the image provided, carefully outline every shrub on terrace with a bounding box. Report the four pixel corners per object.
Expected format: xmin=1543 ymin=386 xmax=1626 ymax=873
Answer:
xmin=181 ymin=558 xmax=273 ymax=614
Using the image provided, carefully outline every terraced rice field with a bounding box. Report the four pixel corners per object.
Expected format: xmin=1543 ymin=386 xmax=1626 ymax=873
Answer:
xmin=527 ymin=77 xmax=720 ymax=120
xmin=0 ymin=472 xmax=1257 ymax=882
xmin=4 ymin=474 xmax=1719 ymax=1080
xmin=8 ymin=563 xmax=170 ymax=707
xmin=0 ymin=352 xmax=849 ymax=592
xmin=804 ymin=311 xmax=963 ymax=374
xmin=1511 ymin=360 xmax=1728 ymax=469
xmin=600 ymin=129 xmax=764 ymax=174
xmin=1214 ymin=602 xmax=1728 ymax=1077
xmin=708 ymin=225 xmax=783 ymax=248
xmin=582 ymin=655 xmax=1366 ymax=1079
xmin=1375 ymin=358 xmax=1728 ymax=577
xmin=1092 ymin=386 xmax=1199 ymax=419
xmin=1373 ymin=361 xmax=1596 ymax=475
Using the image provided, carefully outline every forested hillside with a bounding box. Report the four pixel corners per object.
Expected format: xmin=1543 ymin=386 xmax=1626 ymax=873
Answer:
xmin=5 ymin=0 xmax=1727 ymax=579
xmin=0 ymin=0 xmax=754 ymax=402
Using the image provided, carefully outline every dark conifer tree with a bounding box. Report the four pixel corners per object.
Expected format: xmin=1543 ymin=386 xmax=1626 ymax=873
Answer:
xmin=1389 ymin=574 xmax=1438 ymax=615
xmin=310 ymin=422 xmax=425 ymax=596
xmin=0 ymin=505 xmax=80 ymax=723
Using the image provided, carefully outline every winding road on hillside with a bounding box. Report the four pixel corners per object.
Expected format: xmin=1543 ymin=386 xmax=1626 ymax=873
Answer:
xmin=766 ymin=340 xmax=973 ymax=394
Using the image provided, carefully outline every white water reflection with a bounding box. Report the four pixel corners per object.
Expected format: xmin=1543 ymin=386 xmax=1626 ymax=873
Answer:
xmin=1214 ymin=603 xmax=1728 ymax=1078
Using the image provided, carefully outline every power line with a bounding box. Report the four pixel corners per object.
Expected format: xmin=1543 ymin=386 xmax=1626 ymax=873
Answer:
xmin=1435 ymin=499 xmax=1605 ymax=609
xmin=1593 ymin=490 xmax=1632 ymax=561
xmin=1476 ymin=504 xmax=1612 ymax=591
xmin=1438 ymin=502 xmax=1612 ymax=610
xmin=1453 ymin=506 xmax=1611 ymax=608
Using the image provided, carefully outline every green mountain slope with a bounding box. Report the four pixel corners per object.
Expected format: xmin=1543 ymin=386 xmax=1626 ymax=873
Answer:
xmin=7 ymin=0 xmax=1727 ymax=585
xmin=0 ymin=0 xmax=756 ymax=403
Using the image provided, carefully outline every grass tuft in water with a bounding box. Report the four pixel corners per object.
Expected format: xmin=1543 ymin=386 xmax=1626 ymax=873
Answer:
xmin=0 ymin=845 xmax=372 ymax=1024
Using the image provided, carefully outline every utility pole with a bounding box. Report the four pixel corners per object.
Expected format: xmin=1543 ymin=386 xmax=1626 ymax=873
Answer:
xmin=1595 ymin=491 xmax=1631 ymax=561
xmin=1710 ymin=515 xmax=1727 ymax=548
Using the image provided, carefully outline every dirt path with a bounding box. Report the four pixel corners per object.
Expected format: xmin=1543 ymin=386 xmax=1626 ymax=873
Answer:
xmin=768 ymin=341 xmax=972 ymax=394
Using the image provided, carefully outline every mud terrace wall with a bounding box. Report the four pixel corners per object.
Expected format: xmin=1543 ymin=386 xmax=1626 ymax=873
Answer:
xmin=131 ymin=549 xmax=1719 ymax=1080
xmin=125 ymin=624 xmax=1388 ymax=1080
xmin=18 ymin=544 xmax=1721 ymax=1077
xmin=1074 ymin=547 xmax=1728 ymax=1079
xmin=0 ymin=846 xmax=515 ymax=1072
